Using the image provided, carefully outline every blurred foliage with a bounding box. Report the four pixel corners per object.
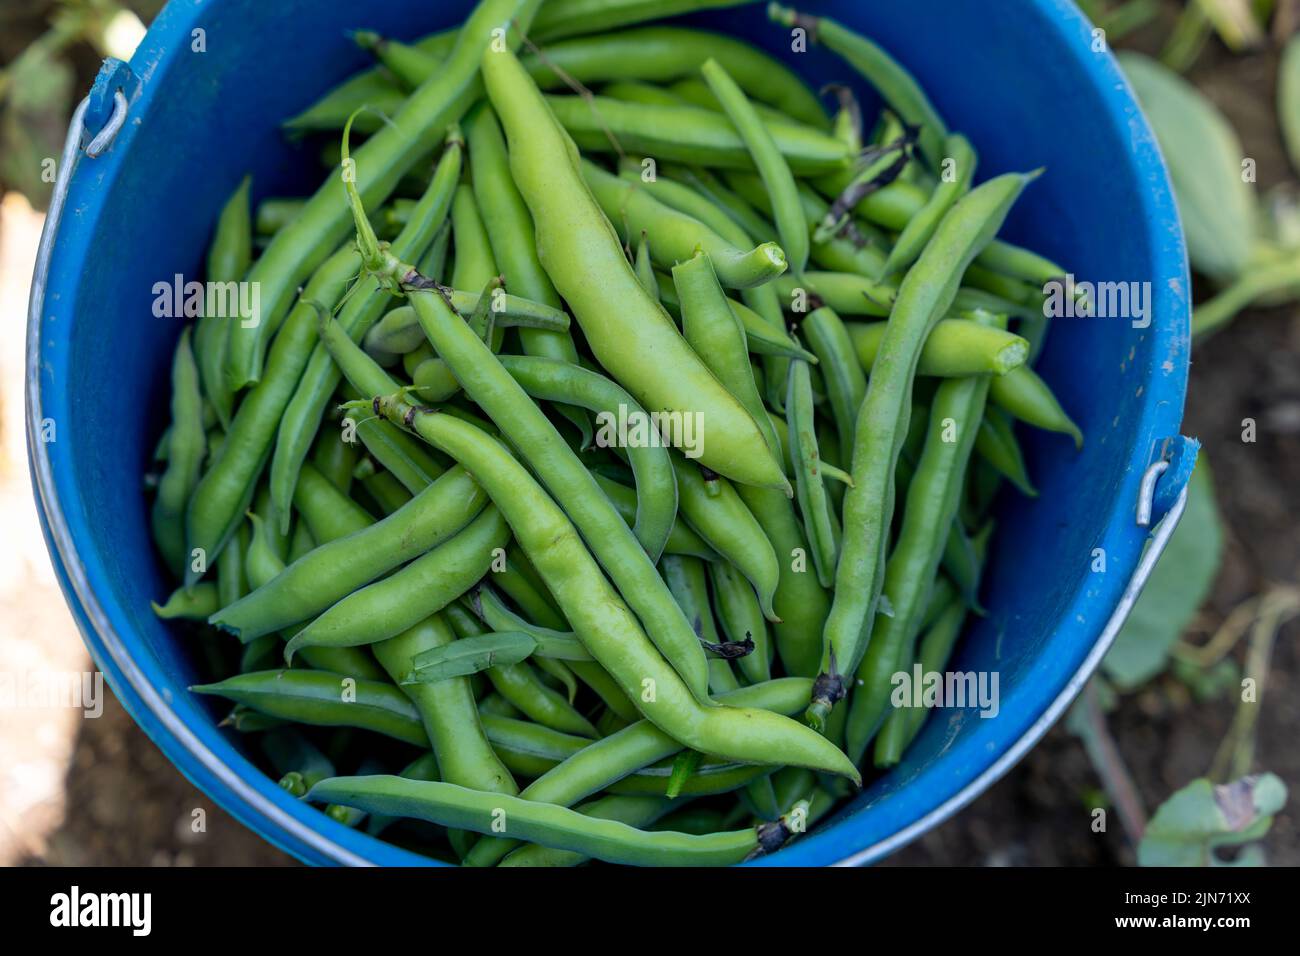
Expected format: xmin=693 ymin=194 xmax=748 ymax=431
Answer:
xmin=0 ymin=0 xmax=153 ymax=209
xmin=1137 ymin=773 xmax=1287 ymax=865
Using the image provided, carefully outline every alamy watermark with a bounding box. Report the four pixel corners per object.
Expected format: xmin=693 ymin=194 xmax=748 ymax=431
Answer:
xmin=890 ymin=664 xmax=999 ymax=719
xmin=0 ymin=670 xmax=103 ymax=717
xmin=1043 ymin=273 xmax=1151 ymax=329
xmin=594 ymin=403 xmax=705 ymax=459
xmin=152 ymin=273 xmax=261 ymax=328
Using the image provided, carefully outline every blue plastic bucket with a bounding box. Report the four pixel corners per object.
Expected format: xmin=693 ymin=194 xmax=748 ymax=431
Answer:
xmin=27 ymin=0 xmax=1194 ymax=866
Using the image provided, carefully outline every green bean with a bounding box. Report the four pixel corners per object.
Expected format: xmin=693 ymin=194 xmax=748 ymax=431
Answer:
xmin=194 ymin=177 xmax=251 ymax=428
xmin=847 ymin=318 xmax=1029 ymax=377
xmin=484 ymin=660 xmax=599 ymax=738
xmin=734 ymin=482 xmax=829 ymax=680
xmin=497 ymin=794 xmax=674 ymax=867
xmin=664 ymin=164 xmax=782 ymax=249
xmin=667 ymin=76 xmax=794 ymax=125
xmin=215 ymin=520 xmax=249 ymax=611
xmin=873 ymin=598 xmax=967 ymax=768
xmin=284 ymin=505 xmax=510 ymax=657
xmin=661 ymin=554 xmax=739 ymax=695
xmin=391 ymin=287 xmax=712 ymax=700
xmin=769 ymin=4 xmax=946 ymax=168
xmin=799 ymin=305 xmax=866 ymax=450
xmin=212 ymin=465 xmax=486 ymax=640
xmin=281 ymin=68 xmax=407 ymax=134
xmin=151 ymin=329 xmax=207 ymax=576
xmin=582 ymin=160 xmax=787 ymax=289
xmin=590 ymin=472 xmax=716 ymax=560
xmin=244 ymin=513 xmax=285 ymax=591
xmin=462 ymin=676 xmax=815 ymax=865
xmin=362 ymin=305 xmax=423 ymax=361
xmin=498 ymin=355 xmax=678 ymax=562
xmin=463 ymin=104 xmax=590 ymax=443
xmin=633 ymin=232 xmax=659 ymax=298
xmin=843 ymin=337 xmax=992 ymax=763
xmin=307 ymin=427 xmax=358 ymax=497
xmin=496 ymin=545 xmax=568 ymax=629
xmin=365 ymin=752 xmax=442 ymax=837
xmin=473 ymin=587 xmax=592 ymax=661
xmin=709 ymin=559 xmax=771 ymax=684
xmin=254 ymin=197 xmax=305 ymax=236
xmin=721 ymin=166 xmax=893 ymax=273
xmin=774 ymin=270 xmax=896 ymax=317
xmin=601 ymin=79 xmax=693 ymax=108
xmin=349 ymin=412 xmax=447 ymax=494
xmin=268 ymin=135 xmax=462 ymax=532
xmin=307 ymin=774 xmax=799 ymax=866
xmin=988 ymin=366 xmax=1083 ymax=448
xmin=224 ymin=0 xmax=542 ymax=389
xmin=484 ymin=50 xmax=788 ymax=490
xmin=152 ymin=582 xmax=219 ymax=620
xmin=358 ymin=467 xmax=412 ymax=514
xmin=673 ymin=250 xmax=780 ymax=457
xmin=450 ymin=183 xmax=497 ymax=290
xmin=546 ymin=95 xmax=850 ymax=176
xmin=480 ymin=713 xmax=588 ymax=777
xmin=672 ymin=456 xmax=781 ymax=621
xmin=525 ymin=27 xmax=828 ymax=128
xmin=701 ymin=58 xmax=809 ymax=275
xmin=942 ymin=519 xmax=983 ymax=611
xmin=881 ymin=133 xmax=976 ymax=277
xmin=193 ymin=669 xmax=427 ymax=746
xmin=368 ymin=616 xmax=520 ymax=800
xmin=290 ymin=462 xmax=372 ymax=546
xmin=975 ymin=410 xmax=1038 ymax=497
xmin=657 ymin=276 xmax=816 ymax=362
xmin=374 ymin=397 xmax=859 ymax=785
xmin=812 ymin=172 xmax=1033 ymax=726
xmin=531 ymin=0 xmax=755 ymax=42
xmin=184 ymin=241 xmax=358 ymax=585
xmin=786 ymin=359 xmax=842 ymax=590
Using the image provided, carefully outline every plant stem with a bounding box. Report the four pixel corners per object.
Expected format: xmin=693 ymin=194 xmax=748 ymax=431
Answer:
xmin=1192 ymin=255 xmax=1300 ymax=339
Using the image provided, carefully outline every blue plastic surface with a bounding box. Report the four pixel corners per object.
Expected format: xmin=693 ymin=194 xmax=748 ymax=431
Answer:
xmin=28 ymin=0 xmax=1190 ymax=866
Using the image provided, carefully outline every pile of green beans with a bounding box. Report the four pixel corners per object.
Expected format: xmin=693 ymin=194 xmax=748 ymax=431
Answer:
xmin=146 ymin=0 xmax=1083 ymax=867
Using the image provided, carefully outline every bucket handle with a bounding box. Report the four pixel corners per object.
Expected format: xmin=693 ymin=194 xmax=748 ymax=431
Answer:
xmin=28 ymin=87 xmax=130 ymax=360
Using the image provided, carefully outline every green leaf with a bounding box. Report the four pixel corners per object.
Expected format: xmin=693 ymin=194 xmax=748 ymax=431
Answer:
xmin=1279 ymin=34 xmax=1300 ymax=181
xmin=404 ymin=631 xmax=537 ymax=684
xmin=1119 ymin=52 xmax=1256 ymax=284
xmin=1138 ymin=773 xmax=1287 ymax=866
xmin=1103 ymin=462 xmax=1222 ymax=690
